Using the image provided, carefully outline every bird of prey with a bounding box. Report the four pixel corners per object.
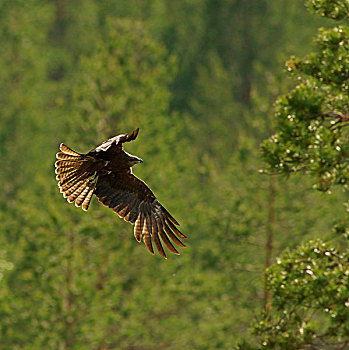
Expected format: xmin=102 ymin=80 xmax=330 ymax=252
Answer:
xmin=55 ymin=128 xmax=186 ymax=258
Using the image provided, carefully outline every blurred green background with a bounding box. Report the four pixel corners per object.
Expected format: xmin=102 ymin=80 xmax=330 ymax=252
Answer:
xmin=0 ymin=0 xmax=345 ymax=348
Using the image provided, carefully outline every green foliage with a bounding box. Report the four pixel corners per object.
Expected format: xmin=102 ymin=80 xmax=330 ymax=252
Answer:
xmin=0 ymin=251 xmax=13 ymax=285
xmin=261 ymin=4 xmax=349 ymax=193
xmin=72 ymin=18 xmax=177 ymax=146
xmin=306 ymin=0 xmax=349 ymax=20
xmin=0 ymin=0 xmax=344 ymax=348
xmin=251 ymin=1 xmax=349 ymax=349
xmin=254 ymin=240 xmax=349 ymax=349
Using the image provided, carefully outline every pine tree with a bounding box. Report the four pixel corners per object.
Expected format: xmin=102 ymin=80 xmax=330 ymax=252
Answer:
xmin=248 ymin=1 xmax=349 ymax=348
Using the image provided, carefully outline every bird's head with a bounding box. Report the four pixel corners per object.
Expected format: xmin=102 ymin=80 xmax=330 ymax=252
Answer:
xmin=126 ymin=153 xmax=143 ymax=167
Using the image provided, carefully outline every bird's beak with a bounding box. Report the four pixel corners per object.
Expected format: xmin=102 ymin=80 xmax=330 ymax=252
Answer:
xmin=133 ymin=157 xmax=143 ymax=164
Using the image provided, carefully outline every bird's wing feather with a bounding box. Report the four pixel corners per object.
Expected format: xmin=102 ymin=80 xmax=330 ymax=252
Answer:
xmin=55 ymin=146 xmax=104 ymax=211
xmin=91 ymin=128 xmax=139 ymax=153
xmin=94 ymin=171 xmax=186 ymax=258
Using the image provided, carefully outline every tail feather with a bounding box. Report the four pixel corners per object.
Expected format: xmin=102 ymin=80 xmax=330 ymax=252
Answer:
xmin=61 ymin=179 xmax=85 ymax=196
xmin=55 ymin=143 xmax=99 ymax=211
xmin=56 ymin=168 xmax=79 ymax=181
xmin=60 ymin=143 xmax=81 ymax=156
xmin=55 ymin=160 xmax=85 ymax=168
xmin=66 ymin=183 xmax=88 ymax=202
xmin=56 ymin=152 xmax=80 ymax=161
xmin=81 ymin=188 xmax=94 ymax=211
xmin=75 ymin=186 xmax=91 ymax=207
xmin=58 ymin=170 xmax=89 ymax=188
xmin=58 ymin=169 xmax=82 ymax=186
xmin=55 ymin=166 xmax=77 ymax=176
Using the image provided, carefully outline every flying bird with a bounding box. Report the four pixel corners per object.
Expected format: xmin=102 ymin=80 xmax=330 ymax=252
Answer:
xmin=55 ymin=128 xmax=186 ymax=258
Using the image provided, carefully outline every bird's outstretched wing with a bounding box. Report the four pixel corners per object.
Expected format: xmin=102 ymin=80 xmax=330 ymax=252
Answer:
xmin=94 ymin=172 xmax=186 ymax=258
xmin=92 ymin=128 xmax=139 ymax=153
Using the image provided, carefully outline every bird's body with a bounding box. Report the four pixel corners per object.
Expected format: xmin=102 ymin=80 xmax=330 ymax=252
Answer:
xmin=55 ymin=128 xmax=186 ymax=258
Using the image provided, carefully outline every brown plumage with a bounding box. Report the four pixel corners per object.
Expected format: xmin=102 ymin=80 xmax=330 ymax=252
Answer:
xmin=55 ymin=128 xmax=186 ymax=258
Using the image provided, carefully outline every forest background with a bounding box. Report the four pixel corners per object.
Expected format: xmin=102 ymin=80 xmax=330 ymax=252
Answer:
xmin=0 ymin=0 xmax=348 ymax=349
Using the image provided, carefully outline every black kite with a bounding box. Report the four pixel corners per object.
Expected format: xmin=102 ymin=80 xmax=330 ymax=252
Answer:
xmin=55 ymin=128 xmax=186 ymax=258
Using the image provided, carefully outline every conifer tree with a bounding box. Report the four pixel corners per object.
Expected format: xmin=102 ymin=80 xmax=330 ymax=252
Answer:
xmin=248 ymin=1 xmax=349 ymax=348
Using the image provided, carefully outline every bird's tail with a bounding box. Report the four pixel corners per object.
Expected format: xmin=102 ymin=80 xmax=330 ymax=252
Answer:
xmin=55 ymin=144 xmax=98 ymax=211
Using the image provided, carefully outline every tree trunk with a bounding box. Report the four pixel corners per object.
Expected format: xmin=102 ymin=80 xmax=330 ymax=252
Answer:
xmin=264 ymin=175 xmax=276 ymax=310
